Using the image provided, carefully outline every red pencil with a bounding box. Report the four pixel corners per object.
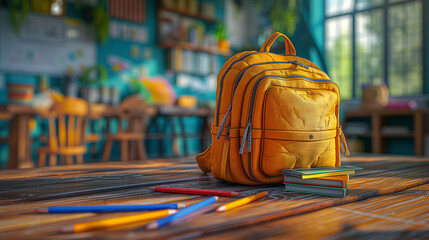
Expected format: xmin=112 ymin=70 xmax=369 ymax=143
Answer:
xmin=154 ymin=187 xmax=241 ymax=197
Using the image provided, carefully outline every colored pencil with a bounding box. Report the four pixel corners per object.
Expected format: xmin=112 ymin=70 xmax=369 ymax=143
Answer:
xmin=154 ymin=186 xmax=241 ymax=197
xmin=36 ymin=203 xmax=187 ymax=213
xmin=216 ymin=192 xmax=267 ymax=212
xmin=59 ymin=209 xmax=177 ymax=233
xmin=145 ymin=196 xmax=218 ymax=230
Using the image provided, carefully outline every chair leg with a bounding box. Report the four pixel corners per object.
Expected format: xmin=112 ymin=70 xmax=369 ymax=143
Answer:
xmin=38 ymin=152 xmax=47 ymax=167
xmin=49 ymin=154 xmax=57 ymax=166
xmin=120 ymin=140 xmax=129 ymax=161
xmin=102 ymin=139 xmax=113 ymax=162
xmin=65 ymin=156 xmax=73 ymax=165
xmin=76 ymin=155 xmax=84 ymax=164
xmin=136 ymin=140 xmax=147 ymax=160
xmin=59 ymin=156 xmax=66 ymax=165
xmin=130 ymin=140 xmax=136 ymax=160
xmin=90 ymin=143 xmax=97 ymax=155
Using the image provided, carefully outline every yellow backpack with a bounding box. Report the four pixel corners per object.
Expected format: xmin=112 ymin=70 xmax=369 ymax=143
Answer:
xmin=196 ymin=32 xmax=350 ymax=185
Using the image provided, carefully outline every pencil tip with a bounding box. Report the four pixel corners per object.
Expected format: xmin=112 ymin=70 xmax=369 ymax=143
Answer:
xmin=215 ymin=206 xmax=225 ymax=212
xmin=35 ymin=208 xmax=47 ymax=213
xmin=146 ymin=223 xmax=158 ymax=230
xmin=214 ymin=196 xmax=219 ymax=200
xmin=177 ymin=203 xmax=187 ymax=209
xmin=168 ymin=209 xmax=178 ymax=214
xmin=231 ymin=192 xmax=241 ymax=196
xmin=59 ymin=226 xmax=73 ymax=233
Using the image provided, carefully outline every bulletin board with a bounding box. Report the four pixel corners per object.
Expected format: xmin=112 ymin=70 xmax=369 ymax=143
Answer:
xmin=0 ymin=10 xmax=96 ymax=75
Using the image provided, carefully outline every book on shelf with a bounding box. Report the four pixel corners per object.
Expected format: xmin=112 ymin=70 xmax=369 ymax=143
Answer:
xmin=380 ymin=126 xmax=411 ymax=135
xmin=343 ymin=122 xmax=370 ymax=136
xmin=283 ymin=175 xmax=349 ymax=188
xmin=284 ymin=183 xmax=347 ymax=197
xmin=168 ymin=48 xmax=217 ymax=75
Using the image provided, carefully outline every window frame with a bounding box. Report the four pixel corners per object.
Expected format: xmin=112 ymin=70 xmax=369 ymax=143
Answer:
xmin=324 ymin=0 xmax=426 ymax=98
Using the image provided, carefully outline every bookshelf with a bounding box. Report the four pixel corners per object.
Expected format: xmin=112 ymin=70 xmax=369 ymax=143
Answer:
xmin=159 ymin=7 xmax=219 ymax=22
xmin=157 ymin=1 xmax=230 ymax=78
xmin=343 ymin=108 xmax=427 ymax=155
xmin=159 ymin=42 xmax=230 ymax=56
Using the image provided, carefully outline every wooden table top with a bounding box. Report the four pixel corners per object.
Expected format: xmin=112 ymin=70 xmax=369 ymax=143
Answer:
xmin=0 ymin=155 xmax=428 ymax=239
xmin=0 ymin=104 xmax=213 ymax=119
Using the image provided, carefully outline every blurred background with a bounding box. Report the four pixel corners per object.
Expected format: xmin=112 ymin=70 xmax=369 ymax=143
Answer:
xmin=0 ymin=0 xmax=427 ymax=169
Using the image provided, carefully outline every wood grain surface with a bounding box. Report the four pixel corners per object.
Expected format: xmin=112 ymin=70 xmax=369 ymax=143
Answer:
xmin=0 ymin=155 xmax=428 ymax=239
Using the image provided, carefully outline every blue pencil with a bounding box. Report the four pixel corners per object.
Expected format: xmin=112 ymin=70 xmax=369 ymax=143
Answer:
xmin=145 ymin=196 xmax=218 ymax=230
xmin=36 ymin=203 xmax=187 ymax=213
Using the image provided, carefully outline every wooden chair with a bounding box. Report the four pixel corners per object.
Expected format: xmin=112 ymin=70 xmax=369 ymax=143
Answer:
xmin=102 ymin=95 xmax=149 ymax=162
xmin=0 ymin=112 xmax=12 ymax=143
xmin=37 ymin=97 xmax=89 ymax=167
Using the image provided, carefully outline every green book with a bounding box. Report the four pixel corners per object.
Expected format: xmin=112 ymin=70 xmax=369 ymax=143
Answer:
xmin=282 ymin=166 xmax=363 ymax=178
xmin=284 ymin=183 xmax=347 ymax=197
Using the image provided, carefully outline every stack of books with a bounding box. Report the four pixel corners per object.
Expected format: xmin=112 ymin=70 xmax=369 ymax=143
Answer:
xmin=282 ymin=166 xmax=363 ymax=197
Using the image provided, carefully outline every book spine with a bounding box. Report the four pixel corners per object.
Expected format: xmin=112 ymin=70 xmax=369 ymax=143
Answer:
xmin=284 ymin=181 xmax=345 ymax=188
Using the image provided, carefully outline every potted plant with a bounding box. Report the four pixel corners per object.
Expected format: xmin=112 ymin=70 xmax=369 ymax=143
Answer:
xmin=80 ymin=64 xmax=108 ymax=104
xmin=75 ymin=0 xmax=109 ymax=43
xmin=3 ymin=0 xmax=30 ymax=34
xmin=216 ymin=23 xmax=230 ymax=52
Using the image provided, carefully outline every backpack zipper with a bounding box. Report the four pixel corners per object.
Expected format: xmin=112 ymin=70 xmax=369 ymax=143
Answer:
xmin=215 ymin=53 xmax=326 ymax=126
xmin=339 ymin=126 xmax=350 ymax=156
xmin=240 ymin=76 xmax=334 ymax=183
xmin=238 ymin=75 xmax=333 ymax=155
xmin=216 ymin=61 xmax=319 ymax=139
xmin=216 ymin=51 xmax=259 ymax=126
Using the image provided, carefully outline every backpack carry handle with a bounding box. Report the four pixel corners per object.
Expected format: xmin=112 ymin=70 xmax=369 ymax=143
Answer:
xmin=260 ymin=32 xmax=296 ymax=55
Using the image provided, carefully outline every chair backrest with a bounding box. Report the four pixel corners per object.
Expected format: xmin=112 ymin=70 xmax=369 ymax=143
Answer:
xmin=48 ymin=97 xmax=89 ymax=150
xmin=118 ymin=95 xmax=148 ymax=134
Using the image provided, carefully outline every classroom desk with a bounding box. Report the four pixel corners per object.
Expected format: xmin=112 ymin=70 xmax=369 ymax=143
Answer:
xmin=0 ymin=155 xmax=428 ymax=239
xmin=1 ymin=104 xmax=213 ymax=168
xmin=1 ymin=104 xmax=122 ymax=169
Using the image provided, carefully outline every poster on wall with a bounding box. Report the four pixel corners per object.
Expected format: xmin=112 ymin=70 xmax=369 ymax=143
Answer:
xmin=0 ymin=10 xmax=96 ymax=75
xmin=20 ymin=17 xmax=63 ymax=43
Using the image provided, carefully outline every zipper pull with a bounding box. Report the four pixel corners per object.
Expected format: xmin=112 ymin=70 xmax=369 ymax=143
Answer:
xmin=247 ymin=127 xmax=252 ymax=153
xmin=225 ymin=126 xmax=231 ymax=140
xmin=239 ymin=120 xmax=251 ymax=155
xmin=216 ymin=105 xmax=232 ymax=139
xmin=291 ymin=61 xmax=310 ymax=69
xmin=340 ymin=127 xmax=350 ymax=156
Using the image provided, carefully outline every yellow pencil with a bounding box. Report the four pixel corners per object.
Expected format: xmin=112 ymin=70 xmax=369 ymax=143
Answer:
xmin=59 ymin=209 xmax=177 ymax=233
xmin=215 ymin=192 xmax=267 ymax=212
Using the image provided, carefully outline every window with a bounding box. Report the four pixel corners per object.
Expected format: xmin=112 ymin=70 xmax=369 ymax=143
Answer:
xmin=325 ymin=0 xmax=424 ymax=99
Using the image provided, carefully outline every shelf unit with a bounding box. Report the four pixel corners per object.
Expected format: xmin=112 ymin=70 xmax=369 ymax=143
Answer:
xmin=159 ymin=7 xmax=219 ymax=22
xmin=159 ymin=42 xmax=230 ymax=56
xmin=157 ymin=1 xmax=230 ymax=79
xmin=344 ymin=108 xmax=427 ymax=155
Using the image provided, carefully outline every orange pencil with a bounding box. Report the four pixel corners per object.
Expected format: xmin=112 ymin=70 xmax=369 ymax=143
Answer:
xmin=216 ymin=192 xmax=267 ymax=212
xmin=59 ymin=209 xmax=176 ymax=233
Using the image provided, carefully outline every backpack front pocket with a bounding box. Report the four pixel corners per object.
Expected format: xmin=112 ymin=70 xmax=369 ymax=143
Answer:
xmin=246 ymin=84 xmax=339 ymax=182
xmin=261 ymin=86 xmax=338 ymax=175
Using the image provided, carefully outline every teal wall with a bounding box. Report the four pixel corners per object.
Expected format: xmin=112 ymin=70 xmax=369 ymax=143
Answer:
xmin=309 ymin=0 xmax=325 ymax=70
xmin=425 ymin=0 xmax=429 ymax=94
xmin=97 ymin=0 xmax=163 ymax=97
xmin=0 ymin=0 xmax=226 ymax=166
